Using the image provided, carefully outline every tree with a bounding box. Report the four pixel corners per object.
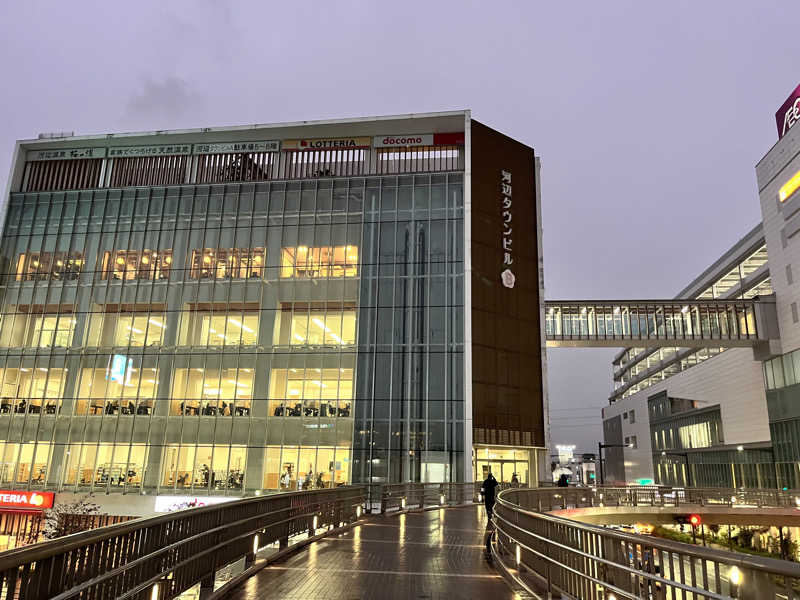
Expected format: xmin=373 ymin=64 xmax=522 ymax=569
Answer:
xmin=41 ymin=495 xmax=100 ymax=540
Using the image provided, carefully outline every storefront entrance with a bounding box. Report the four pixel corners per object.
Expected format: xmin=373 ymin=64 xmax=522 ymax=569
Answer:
xmin=473 ymin=447 xmax=532 ymax=484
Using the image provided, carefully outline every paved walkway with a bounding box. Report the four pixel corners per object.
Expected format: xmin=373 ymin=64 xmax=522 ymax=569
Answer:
xmin=226 ymin=505 xmax=523 ymax=600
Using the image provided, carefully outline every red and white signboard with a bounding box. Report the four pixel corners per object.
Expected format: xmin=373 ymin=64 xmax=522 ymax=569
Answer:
xmin=0 ymin=491 xmax=54 ymax=510
xmin=373 ymin=133 xmax=465 ymax=148
xmin=373 ymin=134 xmax=434 ymax=148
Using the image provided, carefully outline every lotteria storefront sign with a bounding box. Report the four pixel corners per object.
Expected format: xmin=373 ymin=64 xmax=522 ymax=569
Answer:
xmin=0 ymin=491 xmax=54 ymax=510
xmin=373 ymin=133 xmax=465 ymax=147
xmin=283 ymin=137 xmax=371 ymax=150
xmin=777 ymin=82 xmax=800 ymax=139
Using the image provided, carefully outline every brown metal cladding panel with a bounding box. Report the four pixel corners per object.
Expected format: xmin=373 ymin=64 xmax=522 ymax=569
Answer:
xmin=470 ymin=120 xmax=544 ymax=447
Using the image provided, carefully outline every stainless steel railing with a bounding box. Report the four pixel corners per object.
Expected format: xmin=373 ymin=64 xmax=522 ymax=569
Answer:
xmin=494 ymin=486 xmax=800 ymax=599
xmin=0 ymin=486 xmax=364 ymax=600
xmin=378 ymin=482 xmax=480 ymax=512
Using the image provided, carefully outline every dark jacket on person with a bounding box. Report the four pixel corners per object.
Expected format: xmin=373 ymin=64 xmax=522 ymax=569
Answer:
xmin=557 ymin=474 xmax=569 ymax=487
xmin=481 ymin=474 xmax=499 ymax=504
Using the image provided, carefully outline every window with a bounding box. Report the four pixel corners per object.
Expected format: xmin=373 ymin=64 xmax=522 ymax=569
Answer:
xmin=189 ymin=248 xmax=264 ymax=279
xmin=629 ymin=409 xmax=635 ymax=424
xmin=161 ymin=445 xmax=246 ymax=490
xmin=101 ymin=250 xmax=172 ymax=281
xmin=268 ymin=368 xmax=353 ymax=417
xmin=170 ymin=368 xmax=253 ymax=416
xmin=85 ymin=305 xmax=166 ymax=347
xmin=629 ymin=435 xmax=637 ymax=449
xmin=74 ymin=366 xmax=158 ymax=416
xmin=264 ymin=445 xmax=350 ymax=490
xmin=0 ymin=368 xmax=66 ymax=414
xmin=178 ymin=303 xmax=259 ymax=347
xmin=63 ymin=444 xmax=148 ymax=487
xmin=273 ymin=302 xmax=356 ymax=346
xmin=793 ymin=302 xmax=799 ymax=324
xmin=0 ymin=305 xmax=76 ymax=348
xmin=0 ymin=442 xmax=52 ymax=484
xmin=623 ymin=412 xmax=628 ymax=420
xmin=280 ymin=246 xmax=358 ymax=278
xmin=15 ymin=252 xmax=84 ymax=281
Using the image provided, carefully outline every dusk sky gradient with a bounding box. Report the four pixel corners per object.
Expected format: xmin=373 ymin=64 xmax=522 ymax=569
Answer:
xmin=1 ymin=2 xmax=798 ymax=454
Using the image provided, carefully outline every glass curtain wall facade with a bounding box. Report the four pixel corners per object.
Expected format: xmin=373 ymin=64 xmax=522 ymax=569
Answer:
xmin=0 ymin=170 xmax=465 ymax=494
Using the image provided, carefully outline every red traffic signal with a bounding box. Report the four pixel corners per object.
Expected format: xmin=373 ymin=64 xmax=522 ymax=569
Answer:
xmin=689 ymin=514 xmax=701 ymax=527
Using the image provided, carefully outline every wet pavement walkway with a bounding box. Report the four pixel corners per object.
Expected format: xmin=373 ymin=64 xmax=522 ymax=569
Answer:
xmin=225 ymin=505 xmax=523 ymax=600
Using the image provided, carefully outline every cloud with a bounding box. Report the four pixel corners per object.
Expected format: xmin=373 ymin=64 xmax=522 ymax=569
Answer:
xmin=124 ymin=76 xmax=203 ymax=125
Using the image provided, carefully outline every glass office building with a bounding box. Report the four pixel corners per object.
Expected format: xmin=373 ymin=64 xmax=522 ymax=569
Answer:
xmin=0 ymin=112 xmax=546 ymax=504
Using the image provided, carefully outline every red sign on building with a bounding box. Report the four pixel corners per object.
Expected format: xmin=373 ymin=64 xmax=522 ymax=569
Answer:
xmin=0 ymin=491 xmax=54 ymax=510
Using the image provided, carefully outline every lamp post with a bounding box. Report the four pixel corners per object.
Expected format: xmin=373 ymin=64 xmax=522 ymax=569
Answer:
xmin=661 ymin=451 xmax=692 ymax=487
xmin=598 ymin=442 xmax=632 ymax=485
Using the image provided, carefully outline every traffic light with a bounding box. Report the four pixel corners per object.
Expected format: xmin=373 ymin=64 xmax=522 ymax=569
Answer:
xmin=689 ymin=514 xmax=701 ymax=527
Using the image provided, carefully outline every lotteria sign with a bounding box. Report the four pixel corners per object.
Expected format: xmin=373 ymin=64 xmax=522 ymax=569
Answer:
xmin=0 ymin=491 xmax=54 ymax=510
xmin=373 ymin=132 xmax=465 ymax=148
xmin=283 ymin=137 xmax=371 ymax=150
xmin=776 ymin=82 xmax=800 ymax=139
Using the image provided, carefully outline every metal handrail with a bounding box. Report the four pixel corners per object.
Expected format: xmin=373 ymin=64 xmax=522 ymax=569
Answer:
xmin=0 ymin=486 xmax=365 ymax=600
xmin=379 ymin=482 xmax=480 ymax=512
xmin=494 ymin=486 xmax=800 ymax=599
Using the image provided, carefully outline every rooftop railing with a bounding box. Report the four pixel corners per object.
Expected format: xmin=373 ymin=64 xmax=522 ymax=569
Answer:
xmin=494 ymin=486 xmax=800 ymax=599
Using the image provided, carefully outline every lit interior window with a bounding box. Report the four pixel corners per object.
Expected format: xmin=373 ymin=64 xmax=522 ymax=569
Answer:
xmin=170 ymin=368 xmax=253 ymax=416
xmin=15 ymin=252 xmax=83 ymax=282
xmin=273 ymin=302 xmax=356 ymax=346
xmin=268 ymin=368 xmax=353 ymax=417
xmin=102 ymin=249 xmax=172 ymax=281
xmin=190 ymin=248 xmax=264 ymax=279
xmin=280 ymin=246 xmax=358 ymax=278
xmin=779 ymin=168 xmax=800 ymax=203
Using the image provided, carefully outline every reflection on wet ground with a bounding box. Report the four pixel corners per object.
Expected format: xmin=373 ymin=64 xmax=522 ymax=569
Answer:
xmin=226 ymin=505 xmax=523 ymax=600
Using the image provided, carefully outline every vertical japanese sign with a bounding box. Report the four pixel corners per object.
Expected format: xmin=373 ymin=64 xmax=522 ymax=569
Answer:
xmin=500 ymin=169 xmax=515 ymax=288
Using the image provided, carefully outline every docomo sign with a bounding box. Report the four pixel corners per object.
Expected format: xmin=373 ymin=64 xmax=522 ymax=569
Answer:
xmin=776 ymin=82 xmax=800 ymax=139
xmin=0 ymin=491 xmax=54 ymax=510
xmin=373 ymin=132 xmax=465 ymax=148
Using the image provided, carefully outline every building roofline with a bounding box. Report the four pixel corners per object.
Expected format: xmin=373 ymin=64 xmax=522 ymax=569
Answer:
xmin=17 ymin=110 xmax=472 ymax=147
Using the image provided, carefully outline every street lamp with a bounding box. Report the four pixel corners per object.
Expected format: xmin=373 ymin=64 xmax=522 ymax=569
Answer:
xmin=661 ymin=450 xmax=692 ymax=487
xmin=597 ymin=442 xmax=632 ymax=485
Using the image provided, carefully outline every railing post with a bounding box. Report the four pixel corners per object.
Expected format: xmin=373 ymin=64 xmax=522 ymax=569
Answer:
xmin=198 ymin=573 xmax=215 ymax=600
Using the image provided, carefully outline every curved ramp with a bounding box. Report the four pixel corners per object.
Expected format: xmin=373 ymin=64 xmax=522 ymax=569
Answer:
xmin=224 ymin=505 xmax=523 ymax=600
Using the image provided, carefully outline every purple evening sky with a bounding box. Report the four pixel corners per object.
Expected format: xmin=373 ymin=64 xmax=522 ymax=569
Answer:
xmin=0 ymin=2 xmax=797 ymax=454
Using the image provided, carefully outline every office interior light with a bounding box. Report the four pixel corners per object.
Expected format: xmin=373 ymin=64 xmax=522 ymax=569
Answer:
xmin=779 ymin=168 xmax=800 ymax=202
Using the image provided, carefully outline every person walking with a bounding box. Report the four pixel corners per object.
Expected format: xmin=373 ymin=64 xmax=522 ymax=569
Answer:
xmin=481 ymin=472 xmax=499 ymax=519
xmin=557 ymin=473 xmax=569 ymax=487
xmin=511 ymin=473 xmax=519 ymax=486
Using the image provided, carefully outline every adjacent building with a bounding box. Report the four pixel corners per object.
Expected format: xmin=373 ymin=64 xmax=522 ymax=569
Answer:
xmin=0 ymin=112 xmax=547 ymax=512
xmin=602 ymin=82 xmax=800 ymax=489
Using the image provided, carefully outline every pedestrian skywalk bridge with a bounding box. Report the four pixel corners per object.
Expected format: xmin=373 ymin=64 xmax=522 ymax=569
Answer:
xmin=545 ymin=298 xmax=776 ymax=347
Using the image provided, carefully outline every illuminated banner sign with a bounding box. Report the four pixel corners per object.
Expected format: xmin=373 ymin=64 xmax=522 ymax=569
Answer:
xmin=777 ymin=82 xmax=800 ymax=139
xmin=0 ymin=491 xmax=54 ymax=510
xmin=282 ymin=137 xmax=370 ymax=150
xmin=193 ymin=141 xmax=280 ymax=154
xmin=109 ymin=144 xmax=191 ymax=158
xmin=27 ymin=148 xmax=106 ymax=161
